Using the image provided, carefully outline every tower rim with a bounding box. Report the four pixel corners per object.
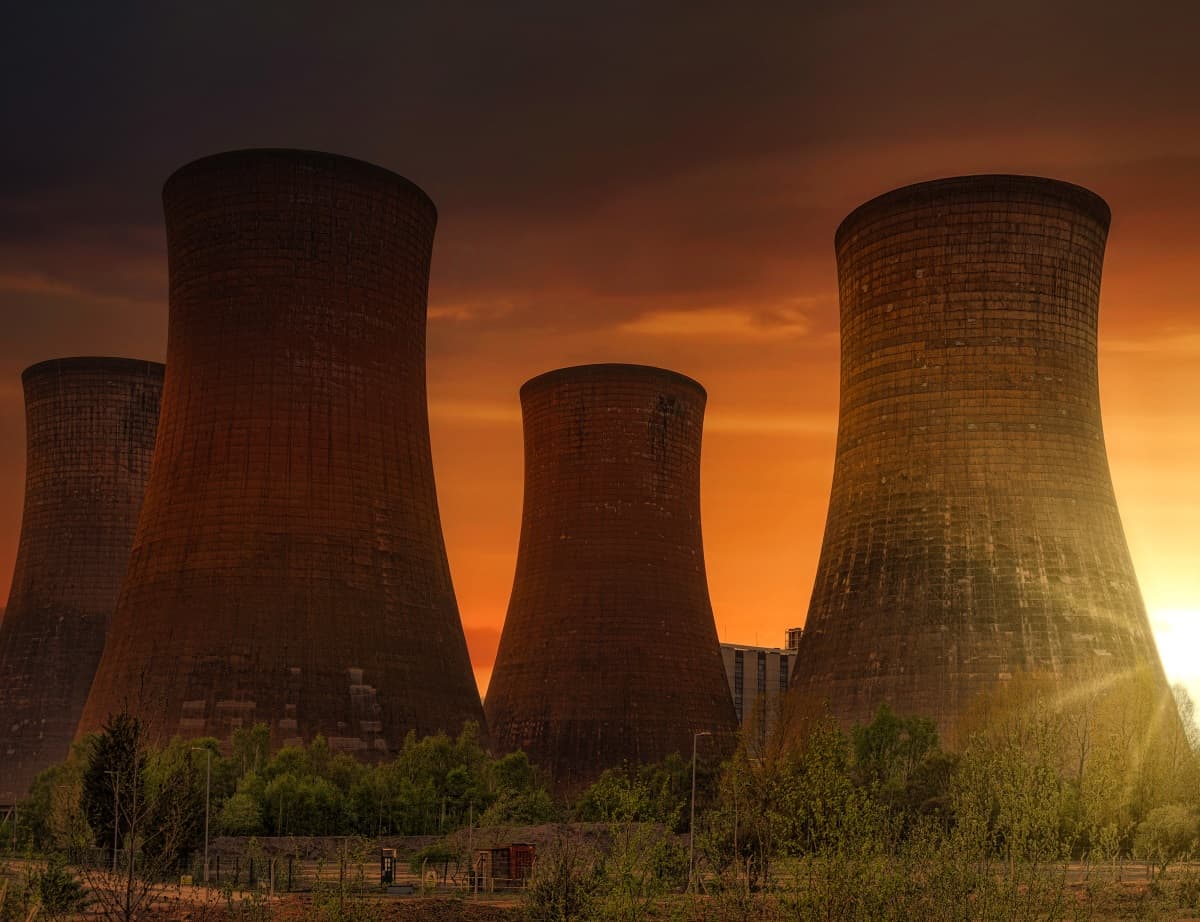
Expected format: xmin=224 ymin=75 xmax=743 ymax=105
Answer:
xmin=835 ymin=174 xmax=1111 ymax=252
xmin=162 ymin=148 xmax=437 ymax=222
xmin=22 ymin=356 xmax=165 ymax=383
xmin=520 ymin=363 xmax=707 ymax=401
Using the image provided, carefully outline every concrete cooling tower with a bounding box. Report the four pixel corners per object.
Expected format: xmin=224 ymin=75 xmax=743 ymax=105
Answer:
xmin=78 ymin=149 xmax=484 ymax=753
xmin=0 ymin=357 xmax=163 ymax=804
xmin=792 ymin=175 xmax=1169 ymax=736
xmin=485 ymin=364 xmax=737 ymax=790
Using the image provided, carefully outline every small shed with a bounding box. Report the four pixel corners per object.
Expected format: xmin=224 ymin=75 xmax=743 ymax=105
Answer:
xmin=473 ymin=843 xmax=535 ymax=890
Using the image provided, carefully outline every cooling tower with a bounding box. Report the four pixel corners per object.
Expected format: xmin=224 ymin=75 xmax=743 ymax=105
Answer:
xmin=77 ymin=149 xmax=484 ymax=753
xmin=793 ymin=175 xmax=1169 ymax=736
xmin=0 ymin=357 xmax=162 ymax=804
xmin=485 ymin=364 xmax=737 ymax=789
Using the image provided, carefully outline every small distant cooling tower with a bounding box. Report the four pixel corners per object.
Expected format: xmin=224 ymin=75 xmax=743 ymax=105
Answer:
xmin=78 ymin=149 xmax=484 ymax=753
xmin=793 ymin=175 xmax=1169 ymax=735
xmin=485 ymin=364 xmax=737 ymax=789
xmin=0 ymin=357 xmax=162 ymax=804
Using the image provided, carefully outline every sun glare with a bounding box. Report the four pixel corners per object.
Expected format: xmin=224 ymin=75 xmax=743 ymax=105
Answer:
xmin=1150 ymin=608 xmax=1200 ymax=704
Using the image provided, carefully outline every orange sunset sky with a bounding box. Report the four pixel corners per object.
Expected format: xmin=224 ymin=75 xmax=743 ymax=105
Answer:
xmin=0 ymin=4 xmax=1197 ymax=703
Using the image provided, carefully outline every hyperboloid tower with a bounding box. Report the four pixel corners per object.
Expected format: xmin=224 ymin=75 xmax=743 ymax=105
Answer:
xmin=793 ymin=175 xmax=1170 ymax=736
xmin=485 ymin=364 xmax=737 ymax=790
xmin=78 ymin=149 xmax=484 ymax=753
xmin=0 ymin=357 xmax=162 ymax=804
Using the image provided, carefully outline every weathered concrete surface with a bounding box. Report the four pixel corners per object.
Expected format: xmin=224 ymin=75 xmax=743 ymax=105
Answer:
xmin=486 ymin=364 xmax=737 ymax=790
xmin=0 ymin=357 xmax=163 ymax=803
xmin=77 ymin=149 xmax=483 ymax=753
xmin=793 ymin=175 xmax=1170 ymax=738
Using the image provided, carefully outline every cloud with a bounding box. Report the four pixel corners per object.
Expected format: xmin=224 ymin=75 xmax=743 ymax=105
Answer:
xmin=617 ymin=306 xmax=810 ymax=340
xmin=0 ymin=272 xmax=160 ymax=309
xmin=0 ymin=273 xmax=82 ymax=298
xmin=428 ymin=305 xmax=477 ymax=322
xmin=1102 ymin=331 xmax=1200 ymax=356
xmin=429 ymin=399 xmax=521 ymax=426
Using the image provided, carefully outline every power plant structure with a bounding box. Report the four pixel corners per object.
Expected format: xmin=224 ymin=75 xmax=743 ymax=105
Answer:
xmin=77 ymin=149 xmax=484 ymax=753
xmin=485 ymin=364 xmax=737 ymax=790
xmin=0 ymin=357 xmax=163 ymax=805
xmin=793 ymin=174 xmax=1170 ymax=737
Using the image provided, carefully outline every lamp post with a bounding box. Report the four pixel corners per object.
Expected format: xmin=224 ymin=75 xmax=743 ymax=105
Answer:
xmin=191 ymin=747 xmax=212 ymax=886
xmin=689 ymin=730 xmax=712 ymax=892
xmin=105 ymin=770 xmax=120 ymax=874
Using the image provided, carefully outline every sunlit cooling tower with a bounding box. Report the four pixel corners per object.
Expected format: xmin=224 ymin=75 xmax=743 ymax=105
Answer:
xmin=78 ymin=149 xmax=484 ymax=753
xmin=0 ymin=357 xmax=162 ymax=804
xmin=793 ymin=175 xmax=1170 ymax=737
xmin=485 ymin=364 xmax=737 ymax=789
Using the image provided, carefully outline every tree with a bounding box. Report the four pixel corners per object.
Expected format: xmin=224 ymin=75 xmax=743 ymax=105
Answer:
xmin=75 ymin=710 xmax=200 ymax=922
xmin=1133 ymin=804 xmax=1199 ymax=879
xmin=851 ymin=704 xmax=949 ymax=821
xmin=22 ymin=743 xmax=91 ymax=852
xmin=81 ymin=713 xmax=146 ymax=851
xmin=216 ymin=790 xmax=264 ymax=836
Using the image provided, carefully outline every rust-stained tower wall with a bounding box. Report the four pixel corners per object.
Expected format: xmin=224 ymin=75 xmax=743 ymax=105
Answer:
xmin=486 ymin=364 xmax=737 ymax=789
xmin=78 ymin=149 xmax=484 ymax=753
xmin=0 ymin=357 xmax=162 ymax=804
xmin=793 ymin=175 xmax=1169 ymax=736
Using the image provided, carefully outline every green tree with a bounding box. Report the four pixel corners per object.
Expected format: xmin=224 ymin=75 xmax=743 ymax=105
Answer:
xmin=217 ymin=790 xmax=265 ymax=836
xmin=1134 ymin=803 xmax=1199 ymax=878
xmin=574 ymin=754 xmax=696 ymax=829
xmin=21 ymin=742 xmax=91 ymax=852
xmin=81 ymin=712 xmax=147 ymax=850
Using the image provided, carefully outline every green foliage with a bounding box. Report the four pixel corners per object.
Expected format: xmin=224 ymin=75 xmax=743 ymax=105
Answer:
xmin=32 ymin=854 xmax=89 ymax=917
xmin=952 ymin=711 xmax=1070 ymax=868
xmin=574 ymin=753 xmax=696 ymax=830
xmin=589 ymin=822 xmax=686 ymax=922
xmin=140 ymin=737 xmax=207 ymax=863
xmin=304 ymin=839 xmax=383 ymax=922
xmin=479 ymin=751 xmax=560 ymax=825
xmin=1134 ymin=803 xmax=1199 ymax=876
xmin=852 ymin=705 xmax=951 ymax=822
xmin=0 ymin=874 xmax=33 ymax=922
xmin=218 ymin=790 xmax=265 ymax=836
xmin=201 ymin=721 xmax=557 ymax=837
xmin=21 ymin=741 xmax=91 ymax=851
xmin=523 ymin=834 xmax=603 ymax=922
xmin=80 ymin=711 xmax=147 ymax=849
xmin=852 ymin=704 xmax=938 ymax=787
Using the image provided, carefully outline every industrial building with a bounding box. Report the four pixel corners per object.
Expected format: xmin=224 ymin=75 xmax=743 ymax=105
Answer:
xmin=719 ymin=629 xmax=801 ymax=740
xmin=485 ymin=364 xmax=737 ymax=789
xmin=792 ymin=175 xmax=1171 ymax=738
xmin=0 ymin=357 xmax=163 ymax=805
xmin=77 ymin=149 xmax=484 ymax=752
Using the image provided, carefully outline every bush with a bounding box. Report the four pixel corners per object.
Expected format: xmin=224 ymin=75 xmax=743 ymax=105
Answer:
xmin=524 ymin=833 xmax=602 ymax=922
xmin=33 ymin=855 xmax=89 ymax=917
xmin=1134 ymin=803 xmax=1199 ymax=876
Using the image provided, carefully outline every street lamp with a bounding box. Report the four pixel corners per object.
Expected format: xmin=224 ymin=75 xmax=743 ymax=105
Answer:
xmin=688 ymin=730 xmax=712 ymax=892
xmin=105 ymin=770 xmax=120 ymax=874
xmin=191 ymin=747 xmax=212 ymax=886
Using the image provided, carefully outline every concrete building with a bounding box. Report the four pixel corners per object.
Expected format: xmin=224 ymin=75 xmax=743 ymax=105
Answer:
xmin=78 ymin=149 xmax=484 ymax=753
xmin=485 ymin=364 xmax=737 ymax=790
xmin=793 ymin=175 xmax=1171 ymax=738
xmin=0 ymin=357 xmax=163 ymax=805
xmin=719 ymin=631 xmax=801 ymax=737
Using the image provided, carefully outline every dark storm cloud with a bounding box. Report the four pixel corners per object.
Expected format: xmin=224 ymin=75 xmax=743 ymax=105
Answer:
xmin=5 ymin=1 xmax=1198 ymax=230
xmin=3 ymin=0 xmax=1199 ymax=366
